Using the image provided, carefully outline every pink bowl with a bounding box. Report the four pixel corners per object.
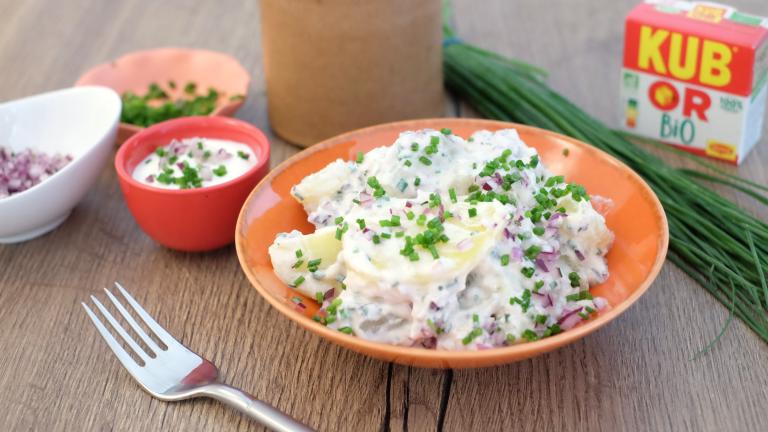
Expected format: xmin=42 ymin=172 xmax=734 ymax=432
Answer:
xmin=76 ymin=48 xmax=250 ymax=144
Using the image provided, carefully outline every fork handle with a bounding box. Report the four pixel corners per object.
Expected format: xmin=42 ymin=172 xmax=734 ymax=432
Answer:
xmin=202 ymin=383 xmax=314 ymax=432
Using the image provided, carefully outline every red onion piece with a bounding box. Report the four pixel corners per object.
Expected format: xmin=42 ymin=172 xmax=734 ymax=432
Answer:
xmin=535 ymin=258 xmax=549 ymax=272
xmin=482 ymin=182 xmax=492 ymax=191
xmin=593 ymin=297 xmax=609 ymax=311
xmin=558 ymin=307 xmax=585 ymax=330
xmin=493 ymin=172 xmax=504 ymax=185
xmin=456 ymin=238 xmax=473 ymax=251
xmin=575 ymin=250 xmax=585 ymax=261
xmin=324 ymin=288 xmax=336 ymax=301
xmin=559 ymin=311 xmax=584 ymax=330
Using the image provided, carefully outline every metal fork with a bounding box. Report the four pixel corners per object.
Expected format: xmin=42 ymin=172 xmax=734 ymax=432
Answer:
xmin=82 ymin=282 xmax=313 ymax=432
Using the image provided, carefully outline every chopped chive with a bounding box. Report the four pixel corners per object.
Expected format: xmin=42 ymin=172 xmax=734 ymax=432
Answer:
xmin=406 ymin=211 xmax=415 ymax=220
xmin=419 ymin=156 xmax=432 ymax=166
xmin=213 ymin=165 xmax=227 ymax=177
xmin=339 ymin=327 xmax=354 ymax=335
xmin=356 ymin=219 xmax=366 ymax=229
xmin=522 ymin=329 xmax=539 ymax=341
xmin=468 ymin=207 xmax=477 ymax=218
xmin=414 ymin=177 xmax=421 ymax=186
xmin=462 ymin=328 xmax=483 ymax=345
xmin=500 ymin=254 xmax=510 ymax=266
xmin=237 ymin=150 xmax=250 ymax=160
xmin=521 ymin=267 xmax=535 ymax=278
xmin=381 ymin=232 xmax=392 ymax=239
xmin=449 ymin=188 xmax=457 ymax=203
xmin=291 ymin=259 xmax=304 ymax=269
xmin=295 ymin=249 xmax=303 ymax=258
xmin=524 ymin=245 xmax=542 ymax=260
xmin=372 ymin=234 xmax=381 ymax=244
xmin=404 ymin=160 xmax=412 ymax=167
xmin=335 ymin=216 xmax=344 ymax=225
xmin=411 ymin=142 xmax=419 ymax=151
xmin=440 ymin=128 xmax=452 ymax=135
xmin=356 ymin=152 xmax=364 ymax=163
xmin=315 ymin=292 xmax=324 ymax=304
xmin=292 ymin=276 xmax=305 ymax=288
xmin=533 ymin=226 xmax=546 ymax=236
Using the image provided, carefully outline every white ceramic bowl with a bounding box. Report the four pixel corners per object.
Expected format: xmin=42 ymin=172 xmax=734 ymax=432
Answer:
xmin=0 ymin=86 xmax=121 ymax=243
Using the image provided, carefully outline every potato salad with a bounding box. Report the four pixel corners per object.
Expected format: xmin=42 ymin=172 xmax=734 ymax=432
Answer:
xmin=269 ymin=128 xmax=613 ymax=350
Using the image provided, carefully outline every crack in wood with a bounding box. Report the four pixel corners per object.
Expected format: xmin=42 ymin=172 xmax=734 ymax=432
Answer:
xmin=402 ymin=366 xmax=411 ymax=432
xmin=436 ymin=369 xmax=453 ymax=432
xmin=379 ymin=362 xmax=393 ymax=432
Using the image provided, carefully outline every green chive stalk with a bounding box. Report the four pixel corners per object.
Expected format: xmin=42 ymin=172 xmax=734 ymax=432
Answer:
xmin=443 ymin=25 xmax=768 ymax=344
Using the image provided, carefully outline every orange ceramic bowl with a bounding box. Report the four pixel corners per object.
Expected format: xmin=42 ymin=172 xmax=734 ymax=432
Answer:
xmin=116 ymin=116 xmax=270 ymax=252
xmin=76 ymin=48 xmax=250 ymax=144
xmin=235 ymin=119 xmax=668 ymax=368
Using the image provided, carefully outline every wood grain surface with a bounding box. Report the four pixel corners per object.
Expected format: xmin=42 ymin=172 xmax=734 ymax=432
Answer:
xmin=0 ymin=0 xmax=766 ymax=431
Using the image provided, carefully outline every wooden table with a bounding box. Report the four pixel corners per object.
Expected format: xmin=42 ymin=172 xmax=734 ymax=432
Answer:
xmin=2 ymin=0 xmax=767 ymax=430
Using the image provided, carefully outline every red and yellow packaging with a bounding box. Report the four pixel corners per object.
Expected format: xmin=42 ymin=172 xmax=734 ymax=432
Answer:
xmin=620 ymin=1 xmax=768 ymax=164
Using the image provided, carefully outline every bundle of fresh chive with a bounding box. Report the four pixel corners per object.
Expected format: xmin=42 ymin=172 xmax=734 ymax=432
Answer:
xmin=442 ymin=25 xmax=768 ymax=345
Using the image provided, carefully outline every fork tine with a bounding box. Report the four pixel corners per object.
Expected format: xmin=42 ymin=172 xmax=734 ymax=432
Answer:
xmin=90 ymin=295 xmax=150 ymax=362
xmin=82 ymin=302 xmax=145 ymax=378
xmin=103 ymin=288 xmax=162 ymax=354
xmin=113 ymin=282 xmax=178 ymax=347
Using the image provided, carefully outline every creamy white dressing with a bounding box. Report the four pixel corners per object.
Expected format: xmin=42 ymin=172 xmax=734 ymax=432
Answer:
xmin=132 ymin=137 xmax=256 ymax=189
xmin=269 ymin=129 xmax=614 ymax=350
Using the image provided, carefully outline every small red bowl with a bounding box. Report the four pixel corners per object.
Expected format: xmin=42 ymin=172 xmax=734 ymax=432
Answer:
xmin=115 ymin=116 xmax=270 ymax=251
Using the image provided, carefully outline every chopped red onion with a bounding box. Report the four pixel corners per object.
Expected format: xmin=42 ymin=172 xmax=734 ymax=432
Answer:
xmin=324 ymin=288 xmax=335 ymax=301
xmin=145 ymin=174 xmax=155 ymax=183
xmin=200 ymin=166 xmax=213 ymax=181
xmin=559 ymin=310 xmax=584 ymax=330
xmin=539 ymin=251 xmax=559 ymax=262
xmin=510 ymin=247 xmax=523 ymax=261
xmin=593 ymin=297 xmax=609 ymax=311
xmin=482 ymin=182 xmax=492 ymax=191
xmin=558 ymin=307 xmax=584 ymax=330
xmin=0 ymin=146 xmax=72 ymax=199
xmin=405 ymin=201 xmax=413 ymax=208
xmin=503 ymin=227 xmax=513 ymax=239
xmin=493 ymin=172 xmax=504 ymax=185
xmin=575 ymin=250 xmax=585 ymax=261
xmin=456 ymin=238 xmax=473 ymax=251
xmin=535 ymin=258 xmax=549 ymax=272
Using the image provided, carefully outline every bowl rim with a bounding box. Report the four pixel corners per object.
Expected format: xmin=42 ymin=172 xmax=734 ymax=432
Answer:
xmin=74 ymin=47 xmax=251 ymax=131
xmin=235 ymin=118 xmax=669 ymax=367
xmin=114 ymin=116 xmax=271 ymax=196
xmin=0 ymin=86 xmax=121 ymax=206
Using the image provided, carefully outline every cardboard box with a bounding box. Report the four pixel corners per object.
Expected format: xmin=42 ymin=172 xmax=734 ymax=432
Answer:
xmin=620 ymin=1 xmax=768 ymax=164
xmin=259 ymin=0 xmax=444 ymax=147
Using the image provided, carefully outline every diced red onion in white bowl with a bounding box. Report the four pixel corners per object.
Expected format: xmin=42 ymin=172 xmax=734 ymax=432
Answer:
xmin=0 ymin=146 xmax=72 ymax=199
